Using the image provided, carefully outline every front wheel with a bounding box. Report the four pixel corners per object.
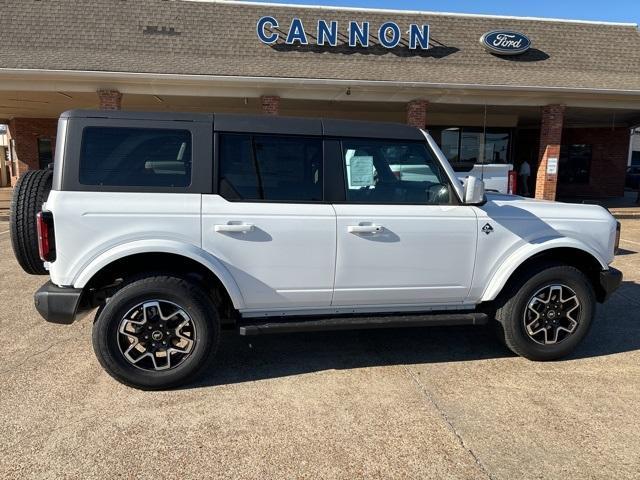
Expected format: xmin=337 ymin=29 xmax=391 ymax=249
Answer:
xmin=495 ymin=264 xmax=596 ymax=361
xmin=92 ymin=275 xmax=219 ymax=390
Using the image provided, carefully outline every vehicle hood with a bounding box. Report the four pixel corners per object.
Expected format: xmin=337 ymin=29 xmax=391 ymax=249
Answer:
xmin=483 ymin=192 xmax=612 ymax=220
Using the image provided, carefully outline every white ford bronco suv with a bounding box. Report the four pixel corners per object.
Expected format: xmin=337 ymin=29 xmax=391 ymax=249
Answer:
xmin=10 ymin=110 xmax=622 ymax=390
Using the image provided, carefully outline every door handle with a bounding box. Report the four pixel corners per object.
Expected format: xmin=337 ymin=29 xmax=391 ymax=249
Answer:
xmin=215 ymin=223 xmax=254 ymax=233
xmin=347 ymin=225 xmax=383 ymax=234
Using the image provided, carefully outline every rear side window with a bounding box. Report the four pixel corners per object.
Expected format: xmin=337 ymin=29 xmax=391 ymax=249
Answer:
xmin=218 ymin=133 xmax=323 ymax=202
xmin=79 ymin=127 xmax=192 ymax=187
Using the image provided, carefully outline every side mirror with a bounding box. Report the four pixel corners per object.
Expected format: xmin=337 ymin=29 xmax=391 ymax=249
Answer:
xmin=463 ymin=176 xmax=486 ymax=205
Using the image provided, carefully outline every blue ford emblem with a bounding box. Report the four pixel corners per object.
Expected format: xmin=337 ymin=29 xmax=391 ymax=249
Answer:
xmin=480 ymin=30 xmax=531 ymax=55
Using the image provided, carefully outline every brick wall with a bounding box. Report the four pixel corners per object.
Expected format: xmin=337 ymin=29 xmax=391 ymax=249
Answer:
xmin=406 ymin=100 xmax=428 ymax=128
xmin=7 ymin=118 xmax=58 ymax=184
xmin=557 ymin=127 xmax=629 ymax=198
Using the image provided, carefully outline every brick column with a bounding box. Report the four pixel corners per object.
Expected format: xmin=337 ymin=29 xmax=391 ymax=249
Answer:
xmin=535 ymin=104 xmax=565 ymax=201
xmin=97 ymin=89 xmax=123 ymax=110
xmin=260 ymin=95 xmax=280 ymax=115
xmin=406 ymin=100 xmax=428 ymax=128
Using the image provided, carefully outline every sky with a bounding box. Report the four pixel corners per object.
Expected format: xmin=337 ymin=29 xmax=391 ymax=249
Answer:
xmin=250 ymin=0 xmax=640 ymax=24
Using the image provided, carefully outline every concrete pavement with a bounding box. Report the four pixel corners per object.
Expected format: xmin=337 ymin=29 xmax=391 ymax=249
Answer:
xmin=0 ymin=212 xmax=639 ymax=479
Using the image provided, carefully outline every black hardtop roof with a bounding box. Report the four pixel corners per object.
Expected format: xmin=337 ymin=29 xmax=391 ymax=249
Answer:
xmin=60 ymin=109 xmax=214 ymax=123
xmin=61 ymin=110 xmax=424 ymax=141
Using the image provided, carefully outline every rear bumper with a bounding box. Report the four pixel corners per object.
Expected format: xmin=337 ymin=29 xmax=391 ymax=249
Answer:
xmin=599 ymin=267 xmax=623 ymax=302
xmin=34 ymin=281 xmax=84 ymax=324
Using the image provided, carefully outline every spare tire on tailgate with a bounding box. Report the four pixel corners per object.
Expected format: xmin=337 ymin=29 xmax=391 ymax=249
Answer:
xmin=10 ymin=169 xmax=53 ymax=275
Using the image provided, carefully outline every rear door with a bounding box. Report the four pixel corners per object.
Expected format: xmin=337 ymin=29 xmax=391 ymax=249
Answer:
xmin=202 ymin=132 xmax=336 ymax=312
xmin=332 ymin=138 xmax=478 ymax=307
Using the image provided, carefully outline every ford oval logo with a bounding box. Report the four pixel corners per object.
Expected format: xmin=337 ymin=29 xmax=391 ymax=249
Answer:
xmin=480 ymin=30 xmax=531 ymax=55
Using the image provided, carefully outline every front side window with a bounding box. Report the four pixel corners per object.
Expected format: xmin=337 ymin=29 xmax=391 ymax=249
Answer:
xmin=79 ymin=127 xmax=192 ymax=187
xmin=341 ymin=139 xmax=452 ymax=204
xmin=218 ymin=134 xmax=323 ymax=202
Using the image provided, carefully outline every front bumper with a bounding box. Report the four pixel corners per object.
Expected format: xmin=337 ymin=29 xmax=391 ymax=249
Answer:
xmin=599 ymin=267 xmax=623 ymax=302
xmin=34 ymin=281 xmax=84 ymax=324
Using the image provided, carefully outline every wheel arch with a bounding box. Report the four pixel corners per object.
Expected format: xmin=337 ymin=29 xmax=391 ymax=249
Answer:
xmin=482 ymin=243 xmax=608 ymax=304
xmin=73 ymin=240 xmax=245 ymax=311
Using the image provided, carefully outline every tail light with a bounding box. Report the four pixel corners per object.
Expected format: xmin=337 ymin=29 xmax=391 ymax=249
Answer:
xmin=36 ymin=211 xmax=56 ymax=262
xmin=507 ymin=170 xmax=518 ymax=195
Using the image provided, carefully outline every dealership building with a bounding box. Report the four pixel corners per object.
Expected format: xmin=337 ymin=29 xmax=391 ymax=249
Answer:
xmin=1 ymin=0 xmax=639 ymax=200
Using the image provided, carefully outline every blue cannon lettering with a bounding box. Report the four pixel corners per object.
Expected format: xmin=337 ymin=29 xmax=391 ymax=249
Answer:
xmin=256 ymin=16 xmax=430 ymax=50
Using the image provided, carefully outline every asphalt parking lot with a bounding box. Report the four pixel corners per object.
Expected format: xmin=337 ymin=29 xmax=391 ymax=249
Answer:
xmin=1 ymin=188 xmax=639 ymax=479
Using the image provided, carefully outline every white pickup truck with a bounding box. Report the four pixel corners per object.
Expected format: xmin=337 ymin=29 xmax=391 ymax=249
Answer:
xmin=10 ymin=110 xmax=621 ymax=390
xmin=456 ymin=163 xmax=514 ymax=193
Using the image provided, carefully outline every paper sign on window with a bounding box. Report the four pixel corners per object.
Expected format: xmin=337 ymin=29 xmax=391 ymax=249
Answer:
xmin=349 ymin=156 xmax=374 ymax=187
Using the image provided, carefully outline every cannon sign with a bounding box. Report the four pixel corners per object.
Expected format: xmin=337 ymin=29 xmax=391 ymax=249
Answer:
xmin=256 ymin=16 xmax=430 ymax=50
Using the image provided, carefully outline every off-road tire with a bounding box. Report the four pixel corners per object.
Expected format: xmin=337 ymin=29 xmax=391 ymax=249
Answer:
xmin=92 ymin=274 xmax=220 ymax=390
xmin=10 ymin=169 xmax=53 ymax=275
xmin=495 ymin=263 xmax=596 ymax=361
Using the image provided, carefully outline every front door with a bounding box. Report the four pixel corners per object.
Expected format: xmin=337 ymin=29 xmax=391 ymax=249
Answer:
xmin=202 ymin=133 xmax=335 ymax=312
xmin=332 ymin=137 xmax=478 ymax=307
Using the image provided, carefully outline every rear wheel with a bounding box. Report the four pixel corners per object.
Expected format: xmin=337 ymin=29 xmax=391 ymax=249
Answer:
xmin=92 ymin=275 xmax=220 ymax=390
xmin=10 ymin=169 xmax=53 ymax=275
xmin=495 ymin=264 xmax=596 ymax=360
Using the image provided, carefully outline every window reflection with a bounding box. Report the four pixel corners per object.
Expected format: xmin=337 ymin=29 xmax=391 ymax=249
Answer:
xmin=559 ymin=144 xmax=591 ymax=185
xmin=485 ymin=132 xmax=509 ymax=164
xmin=430 ymin=127 xmax=512 ymax=172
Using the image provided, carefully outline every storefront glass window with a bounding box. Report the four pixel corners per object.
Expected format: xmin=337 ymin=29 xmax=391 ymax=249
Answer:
xmin=439 ymin=128 xmax=460 ymax=164
xmin=559 ymin=144 xmax=592 ymax=184
xmin=460 ymin=130 xmax=483 ymax=164
xmin=485 ymin=132 xmax=510 ymax=164
xmin=430 ymin=126 xmax=511 ymax=172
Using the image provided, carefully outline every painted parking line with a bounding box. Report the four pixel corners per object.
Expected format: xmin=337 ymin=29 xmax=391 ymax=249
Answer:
xmin=0 ymin=230 xmax=9 ymax=235
xmin=621 ymin=238 xmax=640 ymax=247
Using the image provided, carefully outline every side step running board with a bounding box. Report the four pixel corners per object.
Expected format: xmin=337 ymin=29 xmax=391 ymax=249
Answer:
xmin=238 ymin=312 xmax=488 ymax=336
